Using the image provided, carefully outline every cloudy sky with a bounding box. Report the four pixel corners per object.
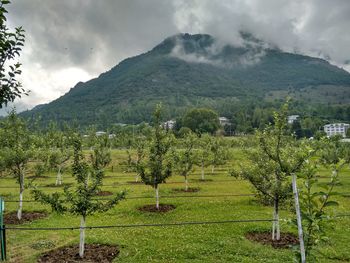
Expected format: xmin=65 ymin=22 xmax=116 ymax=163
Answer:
xmin=3 ymin=0 xmax=350 ymax=114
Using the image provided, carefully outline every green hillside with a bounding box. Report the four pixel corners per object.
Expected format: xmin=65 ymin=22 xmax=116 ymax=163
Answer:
xmin=21 ymin=33 xmax=350 ymax=126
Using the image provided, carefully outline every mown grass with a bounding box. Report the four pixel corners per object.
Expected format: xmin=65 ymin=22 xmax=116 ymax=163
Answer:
xmin=0 ymin=147 xmax=349 ymax=262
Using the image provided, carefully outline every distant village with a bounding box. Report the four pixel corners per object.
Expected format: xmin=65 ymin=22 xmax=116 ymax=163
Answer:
xmin=92 ymin=115 xmax=349 ymax=140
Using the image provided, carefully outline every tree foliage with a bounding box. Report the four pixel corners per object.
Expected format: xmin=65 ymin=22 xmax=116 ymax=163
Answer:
xmin=33 ymin=135 xmax=125 ymax=257
xmin=0 ymin=110 xmax=35 ymax=219
xmin=233 ymin=102 xmax=313 ymax=240
xmin=0 ymin=0 xmax=26 ymax=107
xmin=137 ymin=104 xmax=173 ymax=209
xmin=182 ymin=108 xmax=220 ymax=135
xmin=172 ymin=131 xmax=197 ymax=190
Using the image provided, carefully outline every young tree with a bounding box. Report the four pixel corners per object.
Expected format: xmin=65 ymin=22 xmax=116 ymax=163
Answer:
xmin=46 ymin=130 xmax=73 ymax=185
xmin=172 ymin=132 xmax=197 ymax=191
xmin=295 ymin=162 xmax=340 ymax=262
xmin=33 ymin=135 xmax=125 ymax=258
xmin=137 ymin=104 xmax=172 ymax=209
xmin=233 ymin=103 xmax=312 ymax=240
xmin=195 ymin=134 xmax=213 ymax=180
xmin=132 ymin=136 xmax=147 ymax=182
xmin=209 ymin=136 xmax=230 ymax=174
xmin=0 ymin=0 xmax=26 ymax=107
xmin=0 ymin=110 xmax=35 ymax=219
xmin=124 ymin=138 xmax=134 ymax=173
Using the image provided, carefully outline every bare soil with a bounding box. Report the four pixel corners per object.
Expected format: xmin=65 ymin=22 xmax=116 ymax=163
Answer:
xmin=4 ymin=211 xmax=48 ymax=225
xmin=37 ymin=244 xmax=119 ymax=263
xmin=138 ymin=204 xmax=176 ymax=213
xmin=95 ymin=191 xmax=113 ymax=196
xmin=45 ymin=183 xmax=73 ymax=188
xmin=172 ymin=187 xmax=200 ymax=193
xmin=28 ymin=175 xmax=49 ymax=179
xmin=245 ymin=231 xmax=299 ymax=249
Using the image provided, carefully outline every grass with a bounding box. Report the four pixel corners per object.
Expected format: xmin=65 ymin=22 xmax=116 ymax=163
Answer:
xmin=0 ymin=148 xmax=350 ymax=262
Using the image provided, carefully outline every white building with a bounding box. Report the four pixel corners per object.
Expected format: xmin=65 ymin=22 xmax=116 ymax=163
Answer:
xmin=288 ymin=115 xmax=299 ymax=124
xmin=95 ymin=131 xmax=107 ymax=136
xmin=163 ymin=120 xmax=176 ymax=130
xmin=324 ymin=123 xmax=349 ymax=138
xmin=219 ymin=117 xmax=231 ymax=126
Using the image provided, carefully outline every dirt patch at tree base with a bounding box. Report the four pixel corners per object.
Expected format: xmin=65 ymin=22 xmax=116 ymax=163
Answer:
xmin=95 ymin=191 xmax=113 ymax=196
xmin=172 ymin=187 xmax=200 ymax=193
xmin=138 ymin=204 xmax=176 ymax=213
xmin=37 ymin=244 xmax=119 ymax=263
xmin=28 ymin=175 xmax=49 ymax=179
xmin=45 ymin=183 xmax=73 ymax=188
xmin=245 ymin=231 xmax=299 ymax=249
xmin=4 ymin=211 xmax=48 ymax=225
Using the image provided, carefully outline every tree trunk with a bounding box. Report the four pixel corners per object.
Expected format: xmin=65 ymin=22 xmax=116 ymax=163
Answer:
xmin=55 ymin=165 xmax=62 ymax=185
xmin=17 ymin=173 xmax=24 ymax=220
xmin=135 ymin=175 xmax=139 ymax=182
xmin=155 ymin=185 xmax=159 ymax=209
xmin=275 ymin=198 xmax=280 ymax=240
xmin=211 ymin=165 xmax=215 ymax=174
xmin=79 ymin=216 xmax=86 ymax=258
xmin=201 ymin=161 xmax=205 ymax=180
xmin=272 ymin=206 xmax=275 ymax=240
xmin=185 ymin=175 xmax=188 ymax=191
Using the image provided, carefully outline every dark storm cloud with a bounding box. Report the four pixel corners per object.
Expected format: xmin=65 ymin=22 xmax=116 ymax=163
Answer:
xmin=8 ymin=0 xmax=179 ymax=73
xmin=3 ymin=0 xmax=350 ymax=112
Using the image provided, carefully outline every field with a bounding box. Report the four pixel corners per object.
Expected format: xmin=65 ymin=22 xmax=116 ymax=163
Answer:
xmin=1 ymin=148 xmax=350 ymax=262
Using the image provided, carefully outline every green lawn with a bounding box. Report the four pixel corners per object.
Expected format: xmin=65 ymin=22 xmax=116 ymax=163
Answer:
xmin=0 ymin=148 xmax=349 ymax=262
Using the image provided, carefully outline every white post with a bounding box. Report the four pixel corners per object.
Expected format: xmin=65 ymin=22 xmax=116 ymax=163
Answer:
xmin=272 ymin=207 xmax=276 ymax=240
xmin=276 ymin=204 xmax=280 ymax=240
xmin=17 ymin=190 xmax=23 ymax=220
xmin=56 ymin=166 xmax=62 ymax=185
xmin=201 ymin=162 xmax=205 ymax=180
xmin=79 ymin=216 xmax=86 ymax=258
xmin=292 ymin=173 xmax=306 ymax=263
xmin=155 ymin=185 xmax=159 ymax=209
xmin=17 ymin=173 xmax=24 ymax=220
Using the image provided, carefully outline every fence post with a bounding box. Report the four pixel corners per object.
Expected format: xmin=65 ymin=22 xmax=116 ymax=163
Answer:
xmin=0 ymin=197 xmax=6 ymax=261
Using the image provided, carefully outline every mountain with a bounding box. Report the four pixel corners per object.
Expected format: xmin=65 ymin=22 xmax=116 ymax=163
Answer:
xmin=21 ymin=33 xmax=350 ymax=127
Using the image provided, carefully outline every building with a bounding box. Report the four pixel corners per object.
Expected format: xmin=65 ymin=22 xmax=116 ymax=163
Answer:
xmin=219 ymin=117 xmax=231 ymax=126
xmin=324 ymin=123 xmax=349 ymax=137
xmin=288 ymin=115 xmax=299 ymax=124
xmin=95 ymin=131 xmax=107 ymax=136
xmin=163 ymin=120 xmax=176 ymax=130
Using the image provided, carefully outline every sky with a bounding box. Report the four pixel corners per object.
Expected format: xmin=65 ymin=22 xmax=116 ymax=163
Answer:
xmin=2 ymin=0 xmax=350 ymax=114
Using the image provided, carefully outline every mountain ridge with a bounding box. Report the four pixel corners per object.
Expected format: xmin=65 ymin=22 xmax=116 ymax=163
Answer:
xmin=20 ymin=33 xmax=350 ymax=126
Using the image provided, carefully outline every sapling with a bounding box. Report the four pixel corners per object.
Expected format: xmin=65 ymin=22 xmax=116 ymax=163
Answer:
xmin=33 ymin=135 xmax=125 ymax=258
xmin=295 ymin=159 xmax=342 ymax=262
xmin=0 ymin=111 xmax=35 ymax=220
xmin=195 ymin=134 xmax=212 ymax=180
xmin=137 ymin=104 xmax=173 ymax=209
xmin=233 ymin=102 xmax=312 ymax=240
xmin=43 ymin=124 xmax=73 ymax=185
xmin=132 ymin=137 xmax=147 ymax=182
xmin=209 ymin=136 xmax=229 ymax=174
xmin=172 ymin=132 xmax=197 ymax=191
